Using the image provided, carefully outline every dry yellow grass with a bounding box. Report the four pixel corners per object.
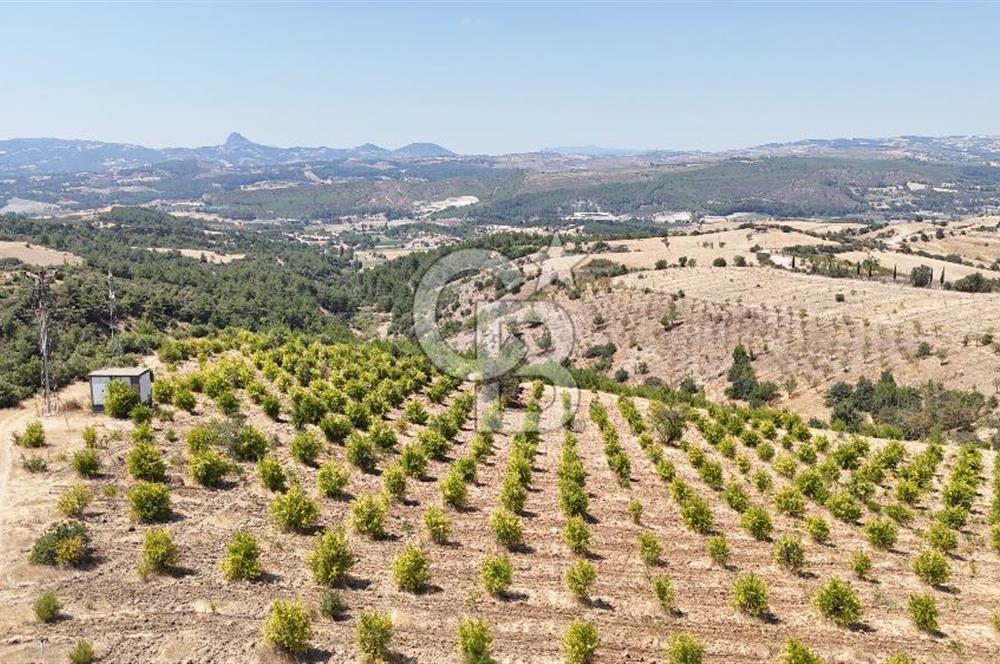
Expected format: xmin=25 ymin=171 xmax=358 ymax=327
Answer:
xmin=0 ymin=241 xmax=83 ymax=266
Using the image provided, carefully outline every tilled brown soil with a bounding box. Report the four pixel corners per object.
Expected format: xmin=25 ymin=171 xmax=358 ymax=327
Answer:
xmin=1 ymin=383 xmax=998 ymax=663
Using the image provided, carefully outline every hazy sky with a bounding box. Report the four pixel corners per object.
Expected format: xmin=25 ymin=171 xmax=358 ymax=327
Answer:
xmin=3 ymin=2 xmax=1000 ymax=154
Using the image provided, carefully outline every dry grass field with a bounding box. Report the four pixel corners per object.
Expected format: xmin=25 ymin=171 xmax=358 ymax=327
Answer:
xmin=570 ymin=228 xmax=837 ymax=271
xmin=147 ymin=247 xmax=246 ymax=264
xmin=0 ymin=241 xmax=83 ymax=267
xmin=1 ymin=342 xmax=998 ymax=663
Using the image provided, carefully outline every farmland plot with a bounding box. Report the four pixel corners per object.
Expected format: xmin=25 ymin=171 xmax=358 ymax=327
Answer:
xmin=1 ymin=335 xmax=998 ymax=662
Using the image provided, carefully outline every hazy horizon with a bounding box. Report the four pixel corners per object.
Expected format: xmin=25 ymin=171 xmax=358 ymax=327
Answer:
xmin=3 ymin=2 xmax=1000 ymax=153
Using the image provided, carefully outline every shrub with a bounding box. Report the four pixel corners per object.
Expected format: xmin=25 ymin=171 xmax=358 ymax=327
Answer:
xmin=232 ymin=425 xmax=269 ymax=461
xmin=356 ymin=610 xmax=393 ymax=662
xmin=912 ymin=548 xmax=950 ymax=586
xmin=936 ymin=506 xmax=968 ymax=530
xmin=309 ymin=528 xmax=354 ymax=587
xmin=319 ymin=413 xmax=352 ymax=443
xmin=404 ymin=400 xmax=429 ymax=424
xmin=776 ymin=638 xmax=822 ymax=664
xmin=30 ymin=521 xmax=90 ymax=566
xmin=637 ymin=532 xmax=662 ymax=566
xmin=564 ymin=515 xmax=591 ymax=554
xmin=188 ymin=449 xmax=230 ymax=487
xmin=270 ymin=486 xmax=319 ymax=532
xmin=895 ymin=479 xmax=920 ymax=505
xmin=350 ymin=493 xmax=387 ymax=539
xmin=317 ymin=461 xmax=349 ymax=498
xmin=424 ymin=505 xmax=452 ymax=544
xmin=773 ymin=535 xmax=806 ymax=573
xmin=71 ymin=449 xmax=100 ymax=478
xmin=392 ymin=545 xmax=430 ymax=593
xmin=317 ymin=589 xmax=346 ymax=620
xmin=262 ymin=600 xmax=311 ymax=655
xmin=559 ymin=480 xmax=588 ymax=518
xmin=851 ymin=550 xmax=872 ymax=579
xmin=826 ymin=492 xmax=863 ymax=523
xmin=741 ymin=505 xmax=773 ymax=541
xmin=885 ymin=502 xmax=913 ymax=525
xmin=139 ymin=527 xmax=179 ymax=576
xmin=399 ymin=443 xmax=429 ymax=478
xmin=499 ymin=474 xmax=528 ymax=513
xmin=173 ymin=387 xmax=196 ymax=413
xmin=565 ymin=559 xmax=597 ymax=601
xmin=104 ymin=381 xmax=139 ymax=418
xmin=627 ymin=497 xmax=643 ymax=524
xmin=805 ymin=516 xmax=830 ymax=544
xmin=58 ymin=483 xmax=92 ymax=518
xmin=666 ymin=633 xmax=704 ymax=664
xmin=706 ymin=535 xmax=730 ymax=566
xmin=652 ymin=575 xmax=677 ymax=614
xmin=723 ymin=480 xmax=750 ymax=513
xmin=814 ymin=576 xmax=863 ymax=627
xmin=128 ymin=481 xmax=171 ymax=523
xmin=69 ymin=641 xmax=95 ymax=664
xmin=440 ymin=469 xmax=468 ymax=508
xmin=885 ymin=654 xmax=917 ymax=664
xmin=221 ymin=530 xmax=263 ymax=581
xmin=681 ymin=497 xmax=713 ymax=534
xmin=866 ymin=518 xmax=898 ymax=550
xmin=419 ymin=428 xmax=450 ymax=460
xmin=382 ymin=463 xmax=407 ymax=503
xmin=908 ymin=593 xmax=939 ymax=633
xmin=368 ymin=421 xmax=397 ymax=453
xmin=127 ymin=442 xmax=166 ymax=482
xmin=346 ymin=432 xmax=378 ymax=473
xmin=563 ymin=618 xmax=598 ymax=664
xmin=732 ymin=572 xmax=769 ymax=618
xmin=33 ymin=590 xmax=60 ymax=622
xmin=21 ymin=454 xmax=47 ymax=473
xmin=290 ymin=430 xmax=321 ymax=466
xmin=773 ymin=485 xmax=805 ymax=518
xmin=752 ymin=469 xmax=772 ymax=493
xmin=457 ymin=616 xmax=493 ymax=663
xmin=481 ymin=553 xmax=513 ymax=595
xmin=925 ymin=521 xmax=958 ymax=553
xmin=257 ymin=454 xmax=287 ymax=492
xmin=490 ymin=508 xmax=523 ymax=549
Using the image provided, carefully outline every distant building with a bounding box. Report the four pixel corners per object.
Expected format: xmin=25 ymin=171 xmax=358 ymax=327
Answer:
xmin=88 ymin=367 xmax=153 ymax=411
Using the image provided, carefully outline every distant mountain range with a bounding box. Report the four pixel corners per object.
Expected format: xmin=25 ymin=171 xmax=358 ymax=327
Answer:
xmin=2 ymin=132 xmax=1000 ymax=176
xmin=0 ymin=132 xmax=456 ymax=174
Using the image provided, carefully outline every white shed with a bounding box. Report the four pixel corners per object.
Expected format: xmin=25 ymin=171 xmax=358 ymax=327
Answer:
xmin=88 ymin=367 xmax=154 ymax=412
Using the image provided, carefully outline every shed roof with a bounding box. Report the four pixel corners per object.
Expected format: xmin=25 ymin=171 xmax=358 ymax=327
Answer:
xmin=88 ymin=367 xmax=151 ymax=378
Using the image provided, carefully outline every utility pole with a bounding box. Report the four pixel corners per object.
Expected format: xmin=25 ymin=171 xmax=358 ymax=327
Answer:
xmin=32 ymin=270 xmax=54 ymax=416
xmin=108 ymin=269 xmax=122 ymax=359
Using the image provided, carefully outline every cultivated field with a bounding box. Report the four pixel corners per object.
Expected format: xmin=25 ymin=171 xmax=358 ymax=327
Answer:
xmin=1 ymin=338 xmax=998 ymax=663
xmin=552 ymin=267 xmax=1000 ymax=418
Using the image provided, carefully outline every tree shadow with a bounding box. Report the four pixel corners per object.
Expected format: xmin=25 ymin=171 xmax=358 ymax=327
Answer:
xmin=498 ymin=590 xmax=527 ymax=602
xmin=760 ymin=611 xmax=781 ymax=625
xmin=302 ymin=646 xmax=334 ymax=662
xmin=583 ymin=550 xmax=605 ymax=562
xmin=587 ymin=597 xmax=614 ymax=611
xmin=510 ymin=543 xmax=535 ymax=555
xmin=848 ymin=621 xmax=875 ymax=633
xmin=165 ymin=565 xmax=197 ymax=578
xmin=344 ymin=575 xmax=372 ymax=590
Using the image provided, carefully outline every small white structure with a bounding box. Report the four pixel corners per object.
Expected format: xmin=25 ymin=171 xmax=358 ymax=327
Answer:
xmin=88 ymin=367 xmax=154 ymax=412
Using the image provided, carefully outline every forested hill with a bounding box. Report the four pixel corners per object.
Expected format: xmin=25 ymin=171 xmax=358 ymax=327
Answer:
xmin=0 ymin=208 xmax=548 ymax=406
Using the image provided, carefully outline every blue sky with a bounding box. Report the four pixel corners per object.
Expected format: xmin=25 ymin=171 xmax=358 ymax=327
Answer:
xmin=2 ymin=2 xmax=999 ymax=153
